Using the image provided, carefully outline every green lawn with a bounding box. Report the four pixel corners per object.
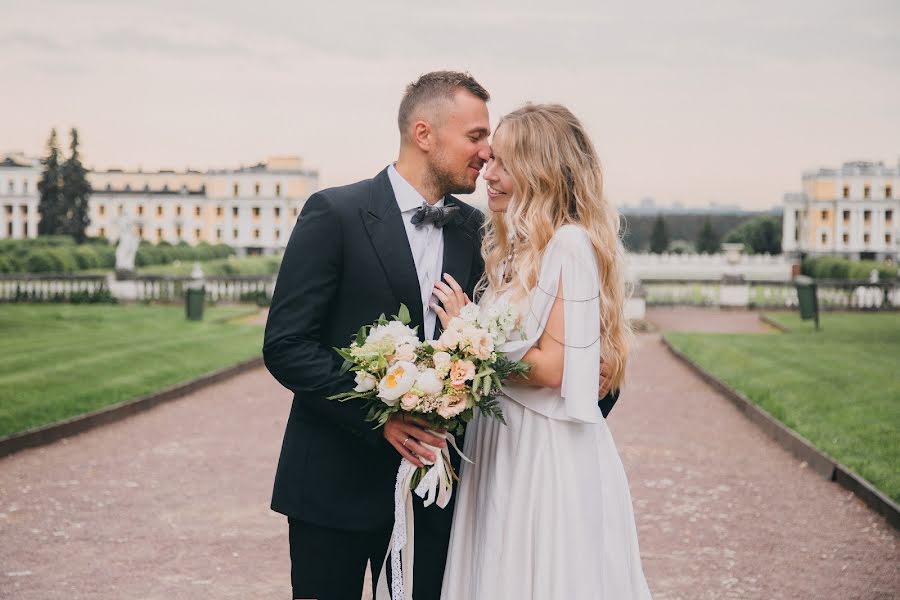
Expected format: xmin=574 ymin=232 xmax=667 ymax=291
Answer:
xmin=666 ymin=312 xmax=900 ymax=503
xmin=0 ymin=304 xmax=264 ymax=438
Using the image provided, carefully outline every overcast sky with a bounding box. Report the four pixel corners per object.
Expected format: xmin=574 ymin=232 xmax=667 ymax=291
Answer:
xmin=3 ymin=0 xmax=899 ymax=209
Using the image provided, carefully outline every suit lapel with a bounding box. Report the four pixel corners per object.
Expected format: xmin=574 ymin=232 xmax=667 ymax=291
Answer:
xmin=434 ymin=197 xmax=478 ymax=338
xmin=360 ymin=169 xmax=425 ymax=338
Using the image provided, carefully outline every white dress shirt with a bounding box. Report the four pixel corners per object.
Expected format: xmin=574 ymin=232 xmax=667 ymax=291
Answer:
xmin=387 ymin=164 xmax=445 ymax=341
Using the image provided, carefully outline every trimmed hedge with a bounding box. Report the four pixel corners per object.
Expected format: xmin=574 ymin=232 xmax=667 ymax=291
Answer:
xmin=802 ymin=256 xmax=898 ymax=281
xmin=0 ymin=236 xmax=233 ymax=274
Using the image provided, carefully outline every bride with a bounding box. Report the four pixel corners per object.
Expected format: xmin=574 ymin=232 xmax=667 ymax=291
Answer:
xmin=436 ymin=104 xmax=652 ymax=599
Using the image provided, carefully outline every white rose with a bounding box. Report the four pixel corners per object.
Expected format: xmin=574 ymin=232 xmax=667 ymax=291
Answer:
xmin=377 ymin=361 xmax=418 ymax=404
xmin=393 ymin=343 xmax=417 ymax=363
xmin=438 ymin=327 xmax=461 ymax=350
xmin=432 ymin=351 xmax=452 ymax=369
xmin=415 ymin=368 xmax=444 ymax=396
xmin=400 ymin=392 xmax=422 ymax=411
xmin=353 ymin=371 xmax=377 ymax=392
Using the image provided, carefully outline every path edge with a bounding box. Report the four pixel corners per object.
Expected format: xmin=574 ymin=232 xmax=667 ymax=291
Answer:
xmin=661 ymin=335 xmax=899 ymax=531
xmin=0 ymin=356 xmax=264 ymax=460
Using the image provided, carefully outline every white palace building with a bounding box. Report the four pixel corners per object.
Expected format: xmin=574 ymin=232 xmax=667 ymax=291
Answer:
xmin=782 ymin=160 xmax=900 ymax=262
xmin=0 ymin=152 xmax=318 ymax=255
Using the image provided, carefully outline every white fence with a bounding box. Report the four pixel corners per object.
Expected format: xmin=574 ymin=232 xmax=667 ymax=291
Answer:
xmin=626 ymin=250 xmax=794 ymax=282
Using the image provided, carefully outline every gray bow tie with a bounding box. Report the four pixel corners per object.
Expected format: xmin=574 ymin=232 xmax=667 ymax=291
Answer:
xmin=411 ymin=203 xmax=459 ymax=228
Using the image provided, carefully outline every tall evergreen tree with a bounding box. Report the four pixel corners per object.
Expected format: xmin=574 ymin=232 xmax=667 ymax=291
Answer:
xmin=61 ymin=128 xmax=92 ymax=243
xmin=37 ymin=129 xmax=64 ymax=235
xmin=696 ymin=216 xmax=721 ymax=253
xmin=649 ymin=214 xmax=669 ymax=253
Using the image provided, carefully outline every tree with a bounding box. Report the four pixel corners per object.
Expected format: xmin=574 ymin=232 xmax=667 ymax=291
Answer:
xmin=649 ymin=214 xmax=669 ymax=253
xmin=724 ymin=216 xmax=782 ymax=254
xmin=61 ymin=128 xmax=92 ymax=243
xmin=37 ymin=129 xmax=64 ymax=235
xmin=696 ymin=216 xmax=721 ymax=253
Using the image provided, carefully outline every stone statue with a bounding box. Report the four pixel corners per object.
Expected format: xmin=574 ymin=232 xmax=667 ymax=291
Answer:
xmin=115 ymin=216 xmax=140 ymax=278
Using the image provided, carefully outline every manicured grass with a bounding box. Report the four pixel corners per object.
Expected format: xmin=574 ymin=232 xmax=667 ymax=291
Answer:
xmin=666 ymin=311 xmax=900 ymax=503
xmin=0 ymin=304 xmax=264 ymax=438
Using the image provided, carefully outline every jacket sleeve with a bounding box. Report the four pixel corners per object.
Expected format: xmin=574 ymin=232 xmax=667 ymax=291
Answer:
xmin=263 ymin=192 xmax=385 ymax=448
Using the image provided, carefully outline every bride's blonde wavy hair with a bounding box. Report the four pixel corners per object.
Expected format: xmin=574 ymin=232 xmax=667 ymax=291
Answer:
xmin=478 ymin=103 xmax=632 ymax=388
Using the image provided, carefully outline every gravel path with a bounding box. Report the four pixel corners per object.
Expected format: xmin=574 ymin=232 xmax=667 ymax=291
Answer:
xmin=0 ymin=308 xmax=896 ymax=599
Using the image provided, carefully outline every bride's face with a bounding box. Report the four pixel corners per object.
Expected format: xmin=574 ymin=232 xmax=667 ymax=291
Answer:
xmin=484 ymin=129 xmax=514 ymax=213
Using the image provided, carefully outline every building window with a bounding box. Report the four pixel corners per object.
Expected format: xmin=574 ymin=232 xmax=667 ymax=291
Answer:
xmin=864 ymin=210 xmax=872 ymax=223
xmin=23 ymin=181 xmax=28 ymax=194
xmin=6 ymin=222 xmax=10 ymax=236
xmin=195 ymin=228 xmax=201 ymax=239
xmin=20 ymin=204 xmax=27 ymax=216
xmin=180 ymin=185 xmax=188 ymax=194
xmin=125 ymin=184 xmax=131 ymax=192
xmin=863 ymin=233 xmax=870 ymax=243
xmin=887 ymin=186 xmax=893 ymax=199
xmin=157 ymin=228 xmax=163 ymax=239
xmin=255 ymin=182 xmax=260 ymax=196
xmin=138 ymin=205 xmax=144 ymax=216
xmin=794 ymin=228 xmax=799 ymax=241
xmin=275 ymin=207 xmax=281 ymax=218
xmin=842 ymin=233 xmax=849 ymax=243
xmin=106 ymin=183 xmax=112 ymax=192
xmin=842 ymin=210 xmax=850 ymax=221
xmin=216 ymin=229 xmax=222 ymax=241
xmin=820 ymin=233 xmax=827 ymax=244
xmin=842 ymin=186 xmax=849 ymax=199
xmin=163 ymin=184 xmax=170 ymax=193
xmin=99 ymin=205 xmax=106 ymax=216
xmin=144 ymin=184 xmax=150 ymax=192
xmin=4 ymin=205 xmax=11 ymax=215
xmin=99 ymin=227 xmax=105 ymax=237
xmin=6 ymin=180 xmax=12 ymax=193
xmin=118 ymin=204 xmax=124 ymax=215
xmin=887 ymin=210 xmax=894 ymax=224
xmin=216 ymin=206 xmax=223 ymax=217
xmin=253 ymin=228 xmax=260 ymax=239
xmin=157 ymin=205 xmax=164 ymax=217
xmin=233 ymin=183 xmax=239 ymax=197
xmin=176 ymin=226 xmax=182 ymax=239
xmin=195 ymin=206 xmax=201 ymax=217
xmin=232 ymin=207 xmax=239 ymax=217
xmin=233 ymin=228 xmax=239 ymax=239
xmin=887 ymin=233 xmax=893 ymax=245
xmin=138 ymin=226 xmax=144 ymax=238
xmin=23 ymin=222 xmax=28 ymax=236
xmin=275 ymin=183 xmax=281 ymax=197
xmin=275 ymin=229 xmax=281 ymax=240
xmin=820 ymin=210 xmax=828 ymax=220
xmin=176 ymin=205 xmax=182 ymax=216
xmin=864 ymin=185 xmax=871 ymax=199
xmin=252 ymin=206 xmax=260 ymax=217
xmin=293 ymin=208 xmax=299 ymax=217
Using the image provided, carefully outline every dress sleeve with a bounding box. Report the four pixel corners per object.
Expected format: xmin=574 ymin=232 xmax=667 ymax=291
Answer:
xmin=500 ymin=226 xmax=602 ymax=423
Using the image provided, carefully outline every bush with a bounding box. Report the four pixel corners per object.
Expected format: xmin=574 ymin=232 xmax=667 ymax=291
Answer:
xmin=72 ymin=245 xmax=101 ymax=270
xmin=802 ymin=256 xmax=898 ymax=280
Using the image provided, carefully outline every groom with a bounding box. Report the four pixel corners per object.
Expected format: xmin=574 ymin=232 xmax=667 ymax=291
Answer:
xmin=264 ymin=71 xmax=619 ymax=600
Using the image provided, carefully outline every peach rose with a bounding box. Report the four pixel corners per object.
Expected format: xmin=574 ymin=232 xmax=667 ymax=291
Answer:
xmin=437 ymin=393 xmax=468 ymax=419
xmin=449 ymin=360 xmax=476 ymax=386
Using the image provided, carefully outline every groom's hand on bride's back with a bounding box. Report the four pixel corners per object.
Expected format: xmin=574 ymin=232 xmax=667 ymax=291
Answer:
xmin=384 ymin=413 xmax=448 ymax=468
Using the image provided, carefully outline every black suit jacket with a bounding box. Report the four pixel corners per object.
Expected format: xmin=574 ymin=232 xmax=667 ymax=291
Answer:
xmin=264 ymin=168 xmax=485 ymax=530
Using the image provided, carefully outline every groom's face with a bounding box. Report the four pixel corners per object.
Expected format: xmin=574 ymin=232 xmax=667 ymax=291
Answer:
xmin=428 ymin=90 xmax=491 ymax=196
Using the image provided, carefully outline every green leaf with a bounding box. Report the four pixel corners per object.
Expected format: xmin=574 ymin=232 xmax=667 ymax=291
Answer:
xmin=357 ymin=325 xmax=368 ymax=345
xmin=397 ymin=303 xmax=411 ymax=325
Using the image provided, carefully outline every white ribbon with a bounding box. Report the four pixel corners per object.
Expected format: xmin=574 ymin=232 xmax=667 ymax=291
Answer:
xmin=376 ymin=432 xmax=472 ymax=600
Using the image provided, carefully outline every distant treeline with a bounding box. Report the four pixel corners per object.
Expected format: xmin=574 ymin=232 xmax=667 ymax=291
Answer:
xmin=621 ymin=212 xmax=780 ymax=253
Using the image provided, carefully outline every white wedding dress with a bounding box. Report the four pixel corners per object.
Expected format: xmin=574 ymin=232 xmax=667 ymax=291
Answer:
xmin=440 ymin=225 xmax=652 ymax=600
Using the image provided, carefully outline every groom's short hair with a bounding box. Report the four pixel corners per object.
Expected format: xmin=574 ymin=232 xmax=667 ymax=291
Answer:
xmin=398 ymin=71 xmax=490 ymax=141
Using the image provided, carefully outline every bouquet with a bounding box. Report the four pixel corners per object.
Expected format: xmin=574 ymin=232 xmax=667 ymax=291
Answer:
xmin=328 ymin=300 xmax=528 ymax=600
xmin=329 ymin=301 xmax=528 ymax=487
